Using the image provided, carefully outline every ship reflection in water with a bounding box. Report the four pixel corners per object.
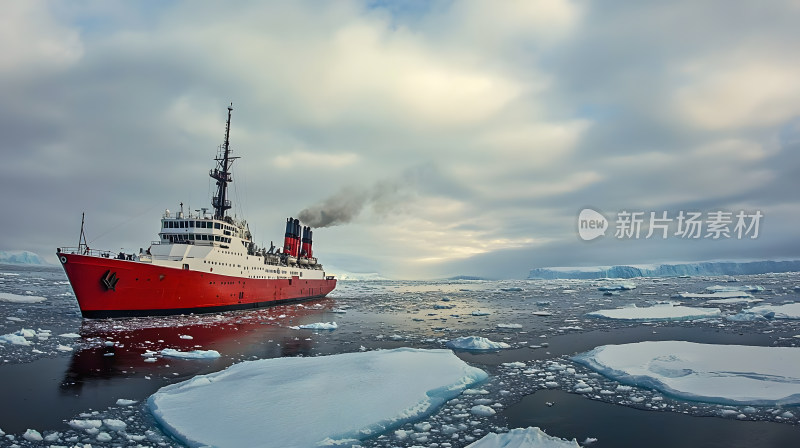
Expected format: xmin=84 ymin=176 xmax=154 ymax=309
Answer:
xmin=60 ymin=299 xmax=335 ymax=394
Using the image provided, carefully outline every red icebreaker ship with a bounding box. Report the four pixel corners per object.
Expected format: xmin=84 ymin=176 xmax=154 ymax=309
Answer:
xmin=57 ymin=105 xmax=336 ymax=318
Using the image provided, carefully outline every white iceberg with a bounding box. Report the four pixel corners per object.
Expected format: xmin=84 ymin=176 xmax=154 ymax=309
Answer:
xmin=0 ymin=292 xmax=46 ymax=303
xmin=573 ymin=341 xmax=800 ymax=406
xmin=587 ymin=303 xmax=720 ymax=321
xmin=446 ymin=336 xmax=510 ymax=351
xmin=466 ymin=427 xmax=580 ymax=447
xmin=148 ymin=348 xmax=487 ymax=447
xmin=160 ymin=348 xmax=221 ymax=359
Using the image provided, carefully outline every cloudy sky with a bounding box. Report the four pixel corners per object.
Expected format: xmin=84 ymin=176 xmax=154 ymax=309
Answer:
xmin=2 ymin=0 xmax=799 ymax=279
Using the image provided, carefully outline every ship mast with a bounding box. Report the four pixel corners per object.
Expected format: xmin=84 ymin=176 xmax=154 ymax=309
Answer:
xmin=210 ymin=103 xmax=238 ymax=219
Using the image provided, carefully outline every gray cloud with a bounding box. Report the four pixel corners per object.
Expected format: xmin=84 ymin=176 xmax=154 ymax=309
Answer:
xmin=1 ymin=1 xmax=799 ymax=279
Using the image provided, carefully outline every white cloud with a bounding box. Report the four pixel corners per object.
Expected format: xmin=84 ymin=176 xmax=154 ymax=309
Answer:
xmin=676 ymin=57 xmax=800 ymax=130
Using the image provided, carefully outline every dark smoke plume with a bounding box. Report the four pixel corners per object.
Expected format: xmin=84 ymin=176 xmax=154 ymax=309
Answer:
xmin=298 ymin=180 xmax=407 ymax=228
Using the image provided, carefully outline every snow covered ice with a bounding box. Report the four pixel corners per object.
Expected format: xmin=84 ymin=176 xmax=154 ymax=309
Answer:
xmin=160 ymin=348 xmax=221 ymax=359
xmin=466 ymin=427 xmax=580 ymax=448
xmin=0 ymin=292 xmax=46 ymax=303
xmin=446 ymin=336 xmax=510 ymax=351
xmin=586 ymin=303 xmax=721 ymax=321
xmin=573 ymin=341 xmax=800 ymax=406
xmin=148 ymin=348 xmax=487 ymax=447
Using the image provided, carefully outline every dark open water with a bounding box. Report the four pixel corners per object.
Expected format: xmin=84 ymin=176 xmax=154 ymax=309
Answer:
xmin=0 ymin=263 xmax=798 ymax=446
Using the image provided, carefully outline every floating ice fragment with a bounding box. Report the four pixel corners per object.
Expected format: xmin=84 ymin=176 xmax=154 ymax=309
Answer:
xmin=470 ymin=405 xmax=496 ymax=416
xmin=496 ymin=323 xmax=522 ymax=329
xmin=0 ymin=292 xmax=46 ymax=303
xmin=160 ymin=348 xmax=221 ymax=359
xmin=446 ymin=336 xmax=510 ymax=351
xmin=116 ymin=399 xmax=138 ymax=406
xmin=179 ymin=335 xmax=194 ymax=340
xmin=466 ymin=427 xmax=579 ymax=447
xmin=587 ymin=303 xmax=720 ymax=321
xmin=471 ymin=310 xmax=491 ymax=316
xmin=292 ymin=322 xmax=338 ymax=330
xmin=23 ymin=429 xmax=42 ymax=442
xmin=58 ymin=333 xmax=80 ymax=338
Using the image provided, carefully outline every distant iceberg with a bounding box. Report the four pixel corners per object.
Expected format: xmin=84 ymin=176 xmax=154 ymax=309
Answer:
xmin=528 ymin=260 xmax=800 ymax=279
xmin=573 ymin=341 xmax=800 ymax=406
xmin=0 ymin=250 xmax=49 ymax=265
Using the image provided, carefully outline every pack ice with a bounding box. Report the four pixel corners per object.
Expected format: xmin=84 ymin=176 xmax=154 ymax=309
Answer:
xmin=573 ymin=341 xmax=800 ymax=406
xmin=148 ymin=348 xmax=487 ymax=447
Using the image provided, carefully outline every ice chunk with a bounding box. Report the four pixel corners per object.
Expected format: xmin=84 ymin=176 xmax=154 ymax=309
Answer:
xmin=0 ymin=332 xmax=30 ymax=345
xmin=471 ymin=310 xmax=491 ymax=316
xmin=587 ymin=303 xmax=720 ymax=321
xmin=466 ymin=427 xmax=580 ymax=447
xmin=58 ymin=333 xmax=81 ymax=338
xmin=496 ymin=323 xmax=522 ymax=329
xmin=597 ymin=282 xmax=636 ymax=291
xmin=291 ymin=322 xmax=338 ymax=330
xmin=470 ymin=405 xmax=496 ymax=416
xmin=573 ymin=341 xmax=800 ymax=405
xmin=115 ymin=399 xmax=138 ymax=406
xmin=0 ymin=292 xmax=46 ymax=303
xmin=23 ymin=429 xmax=42 ymax=442
xmin=103 ymin=419 xmax=127 ymax=431
xmin=148 ymin=348 xmax=487 ymax=447
xmin=672 ymin=291 xmax=752 ymax=299
xmin=746 ymin=303 xmax=800 ymax=319
xmin=706 ymin=285 xmax=764 ymax=293
xmin=446 ymin=336 xmax=510 ymax=351
xmin=160 ymin=348 xmax=221 ymax=359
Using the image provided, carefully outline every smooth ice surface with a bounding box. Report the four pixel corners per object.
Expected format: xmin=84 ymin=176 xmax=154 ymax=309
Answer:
xmin=148 ymin=348 xmax=487 ymax=447
xmin=446 ymin=336 xmax=510 ymax=351
xmin=466 ymin=427 xmax=580 ymax=448
xmin=573 ymin=341 xmax=800 ymax=405
xmin=587 ymin=303 xmax=720 ymax=321
xmin=0 ymin=292 xmax=46 ymax=303
xmin=160 ymin=348 xmax=221 ymax=359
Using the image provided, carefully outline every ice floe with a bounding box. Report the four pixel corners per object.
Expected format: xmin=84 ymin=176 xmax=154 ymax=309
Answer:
xmin=746 ymin=303 xmax=800 ymax=319
xmin=466 ymin=427 xmax=579 ymax=448
xmin=291 ymin=322 xmax=338 ymax=330
xmin=587 ymin=303 xmax=720 ymax=321
xmin=160 ymin=348 xmax=221 ymax=359
xmin=597 ymin=281 xmax=636 ymax=291
xmin=705 ymin=285 xmax=765 ymax=293
xmin=148 ymin=348 xmax=487 ymax=447
xmin=446 ymin=336 xmax=510 ymax=351
xmin=672 ymin=291 xmax=752 ymax=299
xmin=0 ymin=292 xmax=46 ymax=303
xmin=573 ymin=341 xmax=800 ymax=405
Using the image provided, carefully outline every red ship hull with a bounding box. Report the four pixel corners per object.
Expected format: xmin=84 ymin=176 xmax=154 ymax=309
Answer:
xmin=59 ymin=253 xmax=337 ymax=318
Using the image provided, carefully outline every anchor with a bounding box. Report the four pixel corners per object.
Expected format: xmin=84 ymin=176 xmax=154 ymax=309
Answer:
xmin=101 ymin=270 xmax=120 ymax=291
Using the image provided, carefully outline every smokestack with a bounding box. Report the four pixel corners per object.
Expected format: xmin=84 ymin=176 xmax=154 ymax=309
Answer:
xmin=283 ymin=217 xmax=297 ymax=257
xmin=293 ymin=218 xmax=301 ymax=257
xmin=301 ymin=226 xmax=313 ymax=259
